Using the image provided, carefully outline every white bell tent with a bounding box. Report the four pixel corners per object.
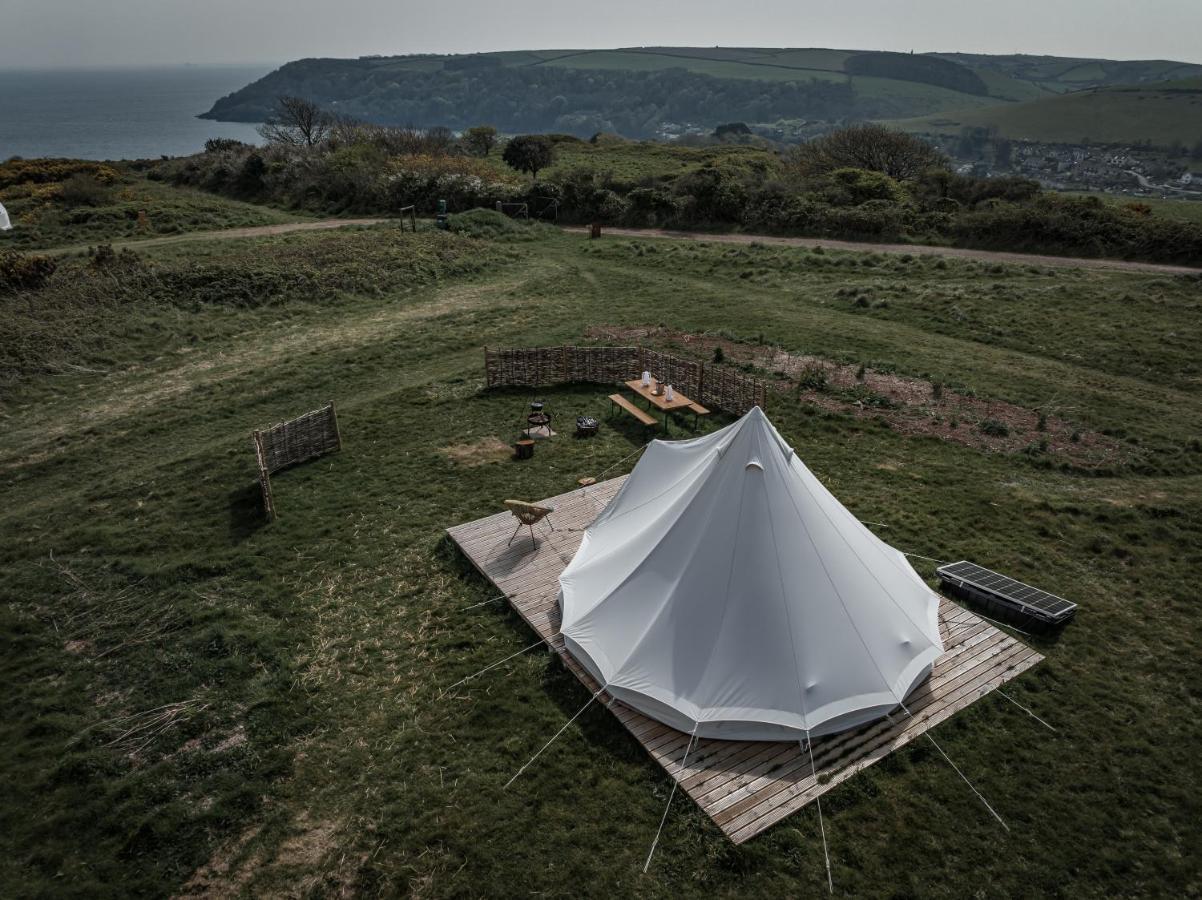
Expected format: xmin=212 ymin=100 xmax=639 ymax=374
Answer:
xmin=0 ymin=201 xmax=11 ymax=231
xmin=559 ymin=406 xmax=944 ymax=741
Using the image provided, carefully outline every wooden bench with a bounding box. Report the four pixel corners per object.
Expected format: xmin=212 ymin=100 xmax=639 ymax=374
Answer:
xmin=608 ymin=393 xmax=658 ymax=430
xmin=686 ymin=401 xmax=710 ymax=429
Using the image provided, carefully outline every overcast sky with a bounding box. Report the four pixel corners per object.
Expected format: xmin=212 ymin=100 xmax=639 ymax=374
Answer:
xmin=3 ymin=0 xmax=1201 ymax=69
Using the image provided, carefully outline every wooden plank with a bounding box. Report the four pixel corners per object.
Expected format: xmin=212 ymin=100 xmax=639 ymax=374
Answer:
xmin=446 ymin=476 xmax=1044 ymax=844
xmin=608 ymin=394 xmax=658 ymax=427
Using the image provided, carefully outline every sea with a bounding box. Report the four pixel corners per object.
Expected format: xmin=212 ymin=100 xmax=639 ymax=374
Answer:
xmin=0 ymin=65 xmax=273 ymax=161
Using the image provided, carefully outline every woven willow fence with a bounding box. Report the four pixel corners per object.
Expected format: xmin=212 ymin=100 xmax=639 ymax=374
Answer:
xmin=484 ymin=346 xmax=766 ymax=416
xmin=252 ymin=402 xmax=342 ymax=520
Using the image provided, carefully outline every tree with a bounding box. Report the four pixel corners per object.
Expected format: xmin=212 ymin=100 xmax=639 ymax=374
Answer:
xmin=786 ymin=124 xmax=948 ymax=181
xmin=463 ymin=125 xmax=498 ymax=157
xmin=502 ymin=135 xmax=554 ymax=180
xmin=714 ymin=122 xmax=752 ymax=140
xmin=258 ymin=96 xmax=333 ymax=148
xmin=994 ymin=138 xmax=1013 ymax=170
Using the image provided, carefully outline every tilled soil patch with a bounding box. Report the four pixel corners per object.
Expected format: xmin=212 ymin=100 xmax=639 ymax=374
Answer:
xmin=586 ymin=325 xmax=1131 ymax=468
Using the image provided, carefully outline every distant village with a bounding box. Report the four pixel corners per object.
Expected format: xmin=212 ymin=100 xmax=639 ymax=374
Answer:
xmin=928 ymin=135 xmax=1202 ymax=200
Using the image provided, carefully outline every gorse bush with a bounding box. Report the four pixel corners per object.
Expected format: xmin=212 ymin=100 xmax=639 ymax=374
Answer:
xmin=57 ymin=174 xmax=111 ymax=208
xmin=158 ymin=141 xmax=522 ymax=215
xmin=0 ymin=158 xmax=121 ymax=190
xmin=0 ymin=250 xmax=57 ymax=292
xmin=447 ymin=208 xmax=553 ymax=241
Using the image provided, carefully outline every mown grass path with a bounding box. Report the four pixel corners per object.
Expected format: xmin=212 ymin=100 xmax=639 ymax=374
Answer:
xmin=40 ymin=217 xmax=389 ymax=256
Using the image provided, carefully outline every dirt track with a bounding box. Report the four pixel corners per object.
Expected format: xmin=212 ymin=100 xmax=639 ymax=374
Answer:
xmin=42 ymin=217 xmax=1201 ymax=275
xmin=564 ymin=225 xmax=1202 ymax=276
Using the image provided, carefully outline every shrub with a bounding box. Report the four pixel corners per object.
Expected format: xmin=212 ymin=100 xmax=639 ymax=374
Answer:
xmin=979 ymin=418 xmax=1010 ymax=437
xmin=446 ymin=208 xmax=550 ymax=242
xmin=842 ymin=383 xmax=899 ymax=408
xmin=57 ymin=174 xmax=111 ymax=207
xmin=824 ymin=168 xmax=908 ymax=205
xmin=797 ymin=365 xmax=829 ymax=392
xmin=87 ymin=243 xmax=143 ymax=273
xmin=0 ymin=250 xmax=57 ymax=291
xmin=204 ymin=138 xmax=252 ymax=154
xmin=0 ymin=158 xmax=121 ymax=190
xmin=712 ymin=346 xmax=725 ymax=363
xmin=624 ymin=187 xmax=680 ymax=227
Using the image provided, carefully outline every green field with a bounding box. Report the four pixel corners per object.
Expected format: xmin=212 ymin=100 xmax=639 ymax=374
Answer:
xmin=1066 ymin=192 xmax=1202 ymax=225
xmin=892 ymin=80 xmax=1202 ymax=146
xmin=534 ymin=139 xmax=778 ymax=182
xmin=2 ymin=214 xmax=1201 ymax=896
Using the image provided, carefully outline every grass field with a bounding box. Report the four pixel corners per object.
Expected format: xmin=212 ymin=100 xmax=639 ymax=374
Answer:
xmin=1066 ymin=192 xmax=1202 ymax=225
xmin=0 ymin=165 xmax=307 ymax=251
xmin=2 ymin=217 xmax=1201 ymax=896
xmin=534 ymin=140 xmax=778 ymax=182
xmin=892 ymin=80 xmax=1202 ymax=146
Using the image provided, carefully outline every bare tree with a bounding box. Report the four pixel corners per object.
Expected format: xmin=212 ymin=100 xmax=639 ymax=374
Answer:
xmin=258 ymin=96 xmax=334 ymax=148
xmin=785 ymin=124 xmax=947 ymax=180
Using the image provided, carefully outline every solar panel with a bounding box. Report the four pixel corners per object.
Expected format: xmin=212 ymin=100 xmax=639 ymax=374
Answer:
xmin=936 ymin=560 xmax=1077 ymax=630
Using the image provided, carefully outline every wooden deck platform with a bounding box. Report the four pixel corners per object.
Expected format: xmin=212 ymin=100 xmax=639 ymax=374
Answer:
xmin=446 ymin=477 xmax=1044 ymax=844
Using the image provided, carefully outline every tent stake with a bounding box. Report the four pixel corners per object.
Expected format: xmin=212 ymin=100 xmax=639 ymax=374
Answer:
xmin=643 ymin=723 xmax=699 ymax=873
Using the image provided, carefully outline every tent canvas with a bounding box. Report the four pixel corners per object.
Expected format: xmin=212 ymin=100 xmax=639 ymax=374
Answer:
xmin=559 ymin=406 xmax=944 ymax=741
xmin=0 ymin=202 xmax=11 ymax=230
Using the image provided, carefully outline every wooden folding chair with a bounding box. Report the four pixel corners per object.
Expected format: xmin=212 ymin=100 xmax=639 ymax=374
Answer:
xmin=504 ymin=499 xmax=555 ymax=549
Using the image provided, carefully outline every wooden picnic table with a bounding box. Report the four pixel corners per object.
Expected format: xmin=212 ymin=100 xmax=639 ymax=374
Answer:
xmin=624 ymin=379 xmax=695 ymax=432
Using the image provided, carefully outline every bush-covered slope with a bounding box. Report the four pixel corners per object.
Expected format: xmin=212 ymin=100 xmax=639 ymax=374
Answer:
xmin=201 ymin=47 xmax=1202 ymax=139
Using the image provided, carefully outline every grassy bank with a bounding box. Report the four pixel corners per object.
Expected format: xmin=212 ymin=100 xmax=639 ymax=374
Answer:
xmin=0 ymin=159 xmax=306 ymax=251
xmin=1 ymin=221 xmax=1200 ymax=896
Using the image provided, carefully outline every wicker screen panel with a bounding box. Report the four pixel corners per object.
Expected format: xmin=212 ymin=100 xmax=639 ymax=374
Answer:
xmin=699 ymin=365 xmax=767 ymax=416
xmin=567 ymin=345 xmax=639 ymax=384
xmin=640 ymin=348 xmax=701 ymax=398
xmin=485 ymin=347 xmax=568 ymax=387
xmin=255 ymin=403 xmax=342 ymax=474
xmin=252 ymin=402 xmax=342 ymax=521
xmin=483 ymin=346 xmax=765 ymax=417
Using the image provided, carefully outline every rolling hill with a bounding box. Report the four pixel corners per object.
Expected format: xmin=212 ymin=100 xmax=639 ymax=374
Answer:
xmin=201 ymin=47 xmax=1202 ymax=140
xmin=891 ymin=78 xmax=1202 ymax=146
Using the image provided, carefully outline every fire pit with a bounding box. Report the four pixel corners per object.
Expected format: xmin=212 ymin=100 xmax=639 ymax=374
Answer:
xmin=524 ymin=401 xmax=553 ymax=438
xmin=575 ymin=416 xmax=599 ymax=437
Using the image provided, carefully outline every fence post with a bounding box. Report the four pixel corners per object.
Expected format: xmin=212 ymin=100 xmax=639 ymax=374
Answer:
xmin=328 ymin=401 xmax=343 ymax=450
